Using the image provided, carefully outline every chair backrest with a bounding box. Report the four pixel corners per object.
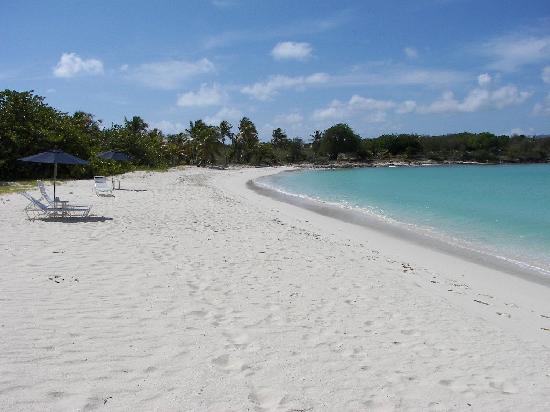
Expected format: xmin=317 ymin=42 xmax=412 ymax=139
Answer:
xmin=94 ymin=176 xmax=112 ymax=191
xmin=21 ymin=192 xmax=49 ymax=211
xmin=37 ymin=180 xmax=53 ymax=203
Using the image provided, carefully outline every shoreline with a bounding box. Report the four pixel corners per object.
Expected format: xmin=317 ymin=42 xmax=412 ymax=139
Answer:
xmin=248 ymin=169 xmax=550 ymax=287
xmin=217 ymin=167 xmax=550 ymax=344
xmin=2 ymin=166 xmax=550 ymax=410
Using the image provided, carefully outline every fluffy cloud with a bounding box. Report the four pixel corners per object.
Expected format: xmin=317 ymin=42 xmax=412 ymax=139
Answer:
xmin=312 ymin=95 xmax=409 ymax=121
xmin=127 ymin=58 xmax=215 ymax=89
xmin=533 ymin=93 xmax=550 ymax=116
xmin=274 ymin=112 xmax=303 ymax=125
xmin=53 ymin=52 xmax=103 ymax=78
xmin=151 ymin=120 xmax=186 ymax=134
xmin=332 ymin=67 xmax=467 ymax=88
xmin=396 ymin=100 xmax=417 ymax=114
xmin=543 ymin=66 xmax=550 ymax=84
xmin=419 ymin=84 xmax=531 ymax=114
xmin=271 ymin=41 xmax=312 ymax=60
xmin=177 ymin=84 xmax=225 ymax=107
xmin=404 ymin=47 xmax=418 ymax=59
xmin=480 ymin=34 xmax=550 ymax=71
xmin=477 ymin=73 xmax=492 ymax=87
xmin=241 ymin=72 xmax=329 ymax=100
xmin=204 ymin=107 xmax=243 ymax=125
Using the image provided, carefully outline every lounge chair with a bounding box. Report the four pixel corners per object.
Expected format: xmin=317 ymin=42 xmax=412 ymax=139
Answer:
xmin=94 ymin=176 xmax=113 ymax=196
xmin=37 ymin=180 xmax=88 ymax=208
xmin=21 ymin=192 xmax=91 ymax=220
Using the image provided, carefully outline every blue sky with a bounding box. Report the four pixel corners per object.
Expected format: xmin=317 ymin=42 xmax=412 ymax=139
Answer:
xmin=2 ymin=0 xmax=550 ymax=140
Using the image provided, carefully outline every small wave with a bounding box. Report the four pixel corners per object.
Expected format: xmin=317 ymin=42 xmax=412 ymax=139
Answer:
xmin=253 ymin=174 xmax=550 ymax=282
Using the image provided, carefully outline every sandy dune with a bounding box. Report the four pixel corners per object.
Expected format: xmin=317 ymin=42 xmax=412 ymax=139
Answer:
xmin=1 ymin=167 xmax=549 ymax=411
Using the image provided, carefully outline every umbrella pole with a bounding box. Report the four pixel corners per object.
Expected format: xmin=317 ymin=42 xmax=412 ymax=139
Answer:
xmin=53 ymin=162 xmax=57 ymax=201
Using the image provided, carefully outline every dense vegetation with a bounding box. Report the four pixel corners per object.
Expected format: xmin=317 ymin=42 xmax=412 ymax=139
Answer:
xmin=1 ymin=90 xmax=549 ymax=180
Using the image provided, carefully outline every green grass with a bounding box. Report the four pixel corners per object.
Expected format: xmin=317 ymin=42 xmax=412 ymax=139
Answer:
xmin=0 ymin=180 xmax=36 ymax=195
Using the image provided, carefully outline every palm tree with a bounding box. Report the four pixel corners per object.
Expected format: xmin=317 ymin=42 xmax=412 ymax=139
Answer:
xmin=187 ymin=120 xmax=222 ymax=166
xmin=234 ymin=117 xmax=259 ymax=163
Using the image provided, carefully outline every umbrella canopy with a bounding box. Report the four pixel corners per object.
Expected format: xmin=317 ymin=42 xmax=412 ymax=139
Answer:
xmin=19 ymin=149 xmax=88 ymax=201
xmin=98 ymin=151 xmax=131 ymax=162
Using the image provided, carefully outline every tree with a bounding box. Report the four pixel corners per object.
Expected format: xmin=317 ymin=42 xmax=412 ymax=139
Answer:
xmin=310 ymin=130 xmax=323 ymax=154
xmin=287 ymin=138 xmax=306 ymax=163
xmin=0 ymin=90 xmax=68 ymax=178
xmin=233 ymin=117 xmax=259 ymax=163
xmin=320 ymin=123 xmax=361 ymax=160
xmin=187 ymin=120 xmax=223 ymax=166
xmin=124 ymin=116 xmax=148 ymax=134
xmin=271 ymin=127 xmax=289 ymax=148
xmin=219 ymin=120 xmax=234 ymax=145
xmin=219 ymin=120 xmax=234 ymax=165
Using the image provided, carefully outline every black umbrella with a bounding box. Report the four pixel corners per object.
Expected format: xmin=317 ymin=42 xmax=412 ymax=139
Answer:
xmin=98 ymin=150 xmax=131 ymax=162
xmin=98 ymin=151 xmax=131 ymax=190
xmin=19 ymin=149 xmax=88 ymax=201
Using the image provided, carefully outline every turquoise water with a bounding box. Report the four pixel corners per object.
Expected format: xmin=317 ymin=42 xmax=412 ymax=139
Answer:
xmin=259 ymin=164 xmax=550 ymax=276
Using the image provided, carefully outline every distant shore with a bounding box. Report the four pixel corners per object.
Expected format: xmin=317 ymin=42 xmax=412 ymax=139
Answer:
xmin=292 ymin=159 xmax=550 ymax=169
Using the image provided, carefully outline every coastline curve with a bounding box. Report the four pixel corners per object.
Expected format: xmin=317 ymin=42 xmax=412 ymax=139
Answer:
xmin=247 ymin=170 xmax=550 ymax=287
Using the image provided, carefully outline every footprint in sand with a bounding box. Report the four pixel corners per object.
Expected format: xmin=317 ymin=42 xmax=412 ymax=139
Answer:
xmin=223 ymin=330 xmax=250 ymax=347
xmin=211 ymin=354 xmax=248 ymax=372
xmin=489 ymin=379 xmax=519 ymax=394
xmin=248 ymin=387 xmax=287 ymax=411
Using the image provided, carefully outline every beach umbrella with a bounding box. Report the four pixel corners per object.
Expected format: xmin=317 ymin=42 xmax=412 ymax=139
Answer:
xmin=97 ymin=150 xmax=131 ymax=162
xmin=98 ymin=151 xmax=131 ymax=189
xmin=18 ymin=149 xmax=89 ymax=201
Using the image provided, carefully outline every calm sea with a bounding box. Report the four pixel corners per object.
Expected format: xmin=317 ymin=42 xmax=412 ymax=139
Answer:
xmin=258 ymin=164 xmax=550 ymax=277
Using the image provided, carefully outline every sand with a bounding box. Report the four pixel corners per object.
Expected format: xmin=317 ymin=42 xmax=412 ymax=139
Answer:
xmin=1 ymin=166 xmax=549 ymax=411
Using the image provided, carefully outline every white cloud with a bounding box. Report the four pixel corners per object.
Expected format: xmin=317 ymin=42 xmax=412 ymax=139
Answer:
xmin=479 ymin=34 xmax=550 ymax=71
xmin=204 ymin=107 xmax=243 ymax=125
xmin=477 ymin=73 xmax=492 ymax=87
xmin=312 ymin=94 xmax=411 ymax=121
xmin=404 ymin=47 xmax=418 ymax=59
xmin=419 ymin=84 xmax=531 ymax=114
xmin=53 ymin=52 xmax=103 ymax=78
xmin=348 ymin=95 xmax=396 ymax=111
xmin=533 ymin=93 xmax=550 ymax=116
xmin=396 ymin=100 xmax=417 ymax=114
xmin=151 ymin=120 xmax=186 ymax=134
xmin=127 ymin=58 xmax=215 ymax=89
xmin=177 ymin=84 xmax=225 ymax=107
xmin=241 ymin=72 xmax=329 ymax=100
xmin=332 ymin=67 xmax=467 ymax=88
xmin=274 ymin=112 xmax=303 ymax=125
xmin=271 ymin=41 xmax=312 ymax=60
xmin=542 ymin=66 xmax=550 ymax=84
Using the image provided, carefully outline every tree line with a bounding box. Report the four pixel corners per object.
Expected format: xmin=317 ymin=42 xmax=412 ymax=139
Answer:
xmin=1 ymin=90 xmax=549 ymax=180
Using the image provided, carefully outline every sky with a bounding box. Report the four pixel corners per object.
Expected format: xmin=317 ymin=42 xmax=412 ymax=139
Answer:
xmin=1 ymin=0 xmax=550 ymax=140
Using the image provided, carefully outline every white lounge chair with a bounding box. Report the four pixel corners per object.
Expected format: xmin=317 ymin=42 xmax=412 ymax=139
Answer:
xmin=21 ymin=192 xmax=91 ymax=220
xmin=94 ymin=176 xmax=113 ymax=196
xmin=37 ymin=180 xmax=88 ymax=208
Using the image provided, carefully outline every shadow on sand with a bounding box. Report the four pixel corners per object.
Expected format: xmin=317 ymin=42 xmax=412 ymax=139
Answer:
xmin=115 ymin=188 xmax=148 ymax=192
xmin=41 ymin=216 xmax=114 ymax=223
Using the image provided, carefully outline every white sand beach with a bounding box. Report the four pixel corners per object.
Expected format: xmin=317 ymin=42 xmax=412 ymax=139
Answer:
xmin=1 ymin=166 xmax=549 ymax=411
